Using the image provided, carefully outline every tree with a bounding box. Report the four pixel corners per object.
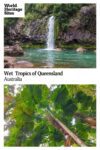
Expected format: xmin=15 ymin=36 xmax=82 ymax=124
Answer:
xmin=4 ymin=85 xmax=96 ymax=146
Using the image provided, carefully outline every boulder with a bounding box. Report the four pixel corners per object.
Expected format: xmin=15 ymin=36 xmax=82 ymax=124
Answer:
xmin=14 ymin=61 xmax=34 ymax=68
xmin=4 ymin=56 xmax=16 ymax=68
xmin=4 ymin=44 xmax=24 ymax=56
xmin=56 ymin=48 xmax=62 ymax=51
xmin=4 ymin=57 xmax=34 ymax=68
xmin=76 ymin=47 xmax=86 ymax=52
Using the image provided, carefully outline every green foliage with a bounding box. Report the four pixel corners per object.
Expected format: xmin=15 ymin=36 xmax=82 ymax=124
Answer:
xmin=4 ymin=85 xmax=9 ymax=95
xmin=53 ymin=4 xmax=82 ymax=32
xmin=24 ymin=4 xmax=83 ymax=34
xmin=4 ymin=85 xmax=96 ymax=146
xmin=4 ymin=18 xmax=18 ymax=28
xmin=4 ymin=4 xmax=84 ymax=32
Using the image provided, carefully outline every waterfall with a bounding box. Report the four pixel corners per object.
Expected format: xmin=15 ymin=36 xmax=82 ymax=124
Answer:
xmin=47 ymin=16 xmax=55 ymax=50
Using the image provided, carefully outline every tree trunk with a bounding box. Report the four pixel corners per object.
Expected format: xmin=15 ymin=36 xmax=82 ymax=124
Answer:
xmin=46 ymin=110 xmax=86 ymax=147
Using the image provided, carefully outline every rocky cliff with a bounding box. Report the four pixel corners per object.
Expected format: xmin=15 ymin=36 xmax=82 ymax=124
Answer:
xmin=58 ymin=5 xmax=96 ymax=45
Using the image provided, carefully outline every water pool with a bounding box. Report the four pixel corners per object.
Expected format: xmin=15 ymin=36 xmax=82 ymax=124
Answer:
xmin=17 ymin=48 xmax=96 ymax=68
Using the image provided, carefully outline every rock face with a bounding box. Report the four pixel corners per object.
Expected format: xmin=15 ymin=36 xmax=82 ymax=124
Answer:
xmin=4 ymin=5 xmax=96 ymax=46
xmin=4 ymin=17 xmax=48 ymax=45
xmin=4 ymin=44 xmax=24 ymax=56
xmin=58 ymin=5 xmax=96 ymax=45
xmin=23 ymin=16 xmax=48 ymax=43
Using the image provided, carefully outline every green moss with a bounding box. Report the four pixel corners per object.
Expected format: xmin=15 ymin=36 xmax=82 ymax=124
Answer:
xmin=60 ymin=43 xmax=96 ymax=50
xmin=21 ymin=42 xmax=96 ymax=51
xmin=21 ymin=43 xmax=45 ymax=49
xmin=54 ymin=19 xmax=59 ymax=41
xmin=4 ymin=18 xmax=18 ymax=27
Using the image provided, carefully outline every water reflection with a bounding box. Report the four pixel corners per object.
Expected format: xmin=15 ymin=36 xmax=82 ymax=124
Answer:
xmin=46 ymin=49 xmax=54 ymax=68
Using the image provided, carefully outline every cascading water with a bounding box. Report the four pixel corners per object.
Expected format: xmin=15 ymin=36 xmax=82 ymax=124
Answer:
xmin=47 ymin=16 xmax=55 ymax=50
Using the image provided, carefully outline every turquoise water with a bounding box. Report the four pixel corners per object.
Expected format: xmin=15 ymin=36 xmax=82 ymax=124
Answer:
xmin=17 ymin=48 xmax=96 ymax=68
